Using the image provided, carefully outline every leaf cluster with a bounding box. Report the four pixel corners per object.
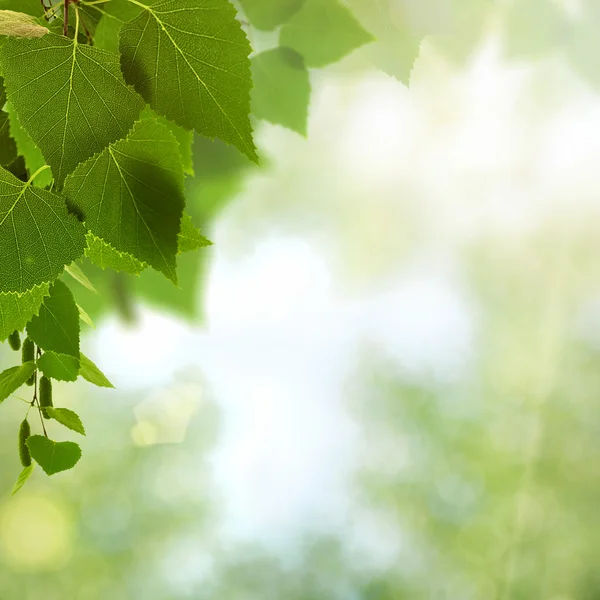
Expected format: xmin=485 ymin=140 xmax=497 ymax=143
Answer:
xmin=0 ymin=0 xmax=376 ymax=489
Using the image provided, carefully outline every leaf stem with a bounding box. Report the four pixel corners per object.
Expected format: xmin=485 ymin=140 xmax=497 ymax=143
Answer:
xmin=27 ymin=165 xmax=51 ymax=187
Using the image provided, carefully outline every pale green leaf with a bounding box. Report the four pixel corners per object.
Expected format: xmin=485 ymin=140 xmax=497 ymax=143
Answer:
xmin=239 ymin=0 xmax=305 ymax=30
xmin=11 ymin=463 xmax=34 ymax=496
xmin=79 ymin=352 xmax=114 ymax=388
xmin=27 ymin=436 xmax=81 ymax=475
xmin=84 ymin=233 xmax=146 ymax=276
xmin=178 ymin=214 xmax=211 ymax=254
xmin=27 ymin=280 xmax=80 ymax=358
xmin=46 ymin=407 xmax=86 ymax=436
xmin=37 ymin=351 xmax=80 ymax=382
xmin=346 ymin=0 xmax=422 ymax=84
xmin=64 ymin=263 xmax=97 ymax=294
xmin=64 ymin=119 xmax=185 ymax=283
xmin=0 ymin=361 xmax=35 ymax=403
xmin=5 ymin=101 xmax=52 ymax=187
xmin=251 ymin=47 xmax=310 ymax=135
xmin=77 ymin=303 xmax=95 ymax=329
xmin=0 ymin=10 xmax=48 ymax=38
xmin=2 ymin=32 xmax=144 ymax=185
xmin=0 ymin=283 xmax=49 ymax=341
xmin=119 ymin=0 xmax=258 ymax=162
xmin=279 ymin=0 xmax=373 ymax=68
xmin=0 ymin=167 xmax=86 ymax=293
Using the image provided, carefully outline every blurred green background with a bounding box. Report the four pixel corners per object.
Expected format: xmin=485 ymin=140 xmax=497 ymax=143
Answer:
xmin=3 ymin=0 xmax=600 ymax=598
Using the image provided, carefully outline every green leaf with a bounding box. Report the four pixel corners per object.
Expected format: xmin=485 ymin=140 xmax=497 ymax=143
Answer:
xmin=119 ymin=0 xmax=258 ymax=162
xmin=77 ymin=303 xmax=95 ymax=329
xmin=79 ymin=352 xmax=114 ymax=388
xmin=0 ymin=0 xmax=42 ymax=18
xmin=64 ymin=119 xmax=185 ymax=283
xmin=90 ymin=0 xmax=142 ymax=54
xmin=239 ymin=0 xmax=305 ymax=30
xmin=64 ymin=263 xmax=97 ymax=294
xmin=2 ymin=32 xmax=144 ymax=185
xmin=0 ymin=10 xmax=48 ymax=38
xmin=0 ymin=166 xmax=86 ymax=293
xmin=0 ymin=361 xmax=35 ymax=403
xmin=346 ymin=0 xmax=422 ymax=84
xmin=0 ymin=283 xmax=49 ymax=341
xmin=279 ymin=0 xmax=373 ymax=68
xmin=5 ymin=101 xmax=52 ymax=187
xmin=141 ymin=107 xmax=194 ymax=176
xmin=251 ymin=47 xmax=310 ymax=136
xmin=178 ymin=214 xmax=211 ymax=254
xmin=27 ymin=436 xmax=82 ymax=475
xmin=11 ymin=463 xmax=34 ymax=496
xmin=37 ymin=351 xmax=80 ymax=382
xmin=84 ymin=233 xmax=146 ymax=276
xmin=27 ymin=280 xmax=80 ymax=358
xmin=46 ymin=407 xmax=86 ymax=436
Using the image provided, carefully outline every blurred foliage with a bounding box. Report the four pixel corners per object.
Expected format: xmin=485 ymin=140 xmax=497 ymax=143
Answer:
xmin=4 ymin=1 xmax=600 ymax=598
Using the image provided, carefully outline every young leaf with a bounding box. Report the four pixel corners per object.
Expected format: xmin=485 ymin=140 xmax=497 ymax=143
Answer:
xmin=346 ymin=0 xmax=422 ymax=85
xmin=2 ymin=32 xmax=144 ymax=185
xmin=238 ymin=0 xmax=305 ymax=30
xmin=85 ymin=233 xmax=146 ymax=276
xmin=0 ymin=361 xmax=35 ymax=404
xmin=119 ymin=0 xmax=258 ymax=162
xmin=27 ymin=436 xmax=82 ymax=475
xmin=279 ymin=0 xmax=373 ymax=67
xmin=0 ymin=284 xmax=49 ymax=342
xmin=79 ymin=353 xmax=114 ymax=389
xmin=27 ymin=280 xmax=80 ymax=358
xmin=64 ymin=263 xmax=97 ymax=294
xmin=11 ymin=463 xmax=34 ymax=496
xmin=0 ymin=10 xmax=48 ymax=38
xmin=64 ymin=119 xmax=185 ymax=283
xmin=77 ymin=304 xmax=95 ymax=329
xmin=0 ymin=167 xmax=86 ymax=293
xmin=178 ymin=214 xmax=212 ymax=254
xmin=6 ymin=102 xmax=53 ymax=187
xmin=46 ymin=407 xmax=86 ymax=436
xmin=37 ymin=351 xmax=80 ymax=382
xmin=251 ymin=47 xmax=311 ymax=136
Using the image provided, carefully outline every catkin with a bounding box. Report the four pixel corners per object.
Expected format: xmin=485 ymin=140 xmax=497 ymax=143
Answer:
xmin=22 ymin=338 xmax=35 ymax=386
xmin=8 ymin=330 xmax=20 ymax=351
xmin=18 ymin=419 xmax=31 ymax=467
xmin=39 ymin=376 xmax=53 ymax=420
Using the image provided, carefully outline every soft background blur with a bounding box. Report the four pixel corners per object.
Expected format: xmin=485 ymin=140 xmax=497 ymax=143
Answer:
xmin=3 ymin=0 xmax=600 ymax=598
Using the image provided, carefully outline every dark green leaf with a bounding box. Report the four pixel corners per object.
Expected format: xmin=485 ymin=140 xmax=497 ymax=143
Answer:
xmin=119 ymin=0 xmax=258 ymax=162
xmin=2 ymin=32 xmax=144 ymax=185
xmin=37 ymin=351 xmax=80 ymax=382
xmin=64 ymin=119 xmax=185 ymax=283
